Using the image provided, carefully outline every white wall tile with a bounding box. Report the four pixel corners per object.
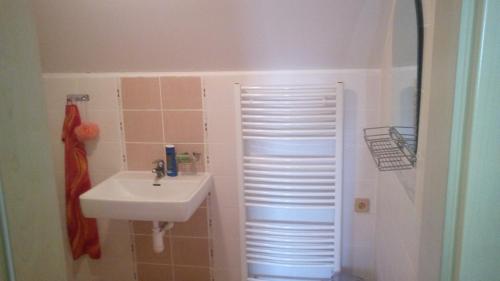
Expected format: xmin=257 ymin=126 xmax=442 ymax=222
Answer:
xmin=203 ymin=70 xmax=381 ymax=277
xmin=86 ymin=110 xmax=122 ymax=142
xmin=78 ymin=77 xmax=119 ymax=111
xmin=212 ymin=237 xmax=242 ymax=269
xmin=210 ymin=205 xmax=240 ymax=240
xmin=212 ymin=176 xmax=239 ymax=209
xmin=87 ymin=141 xmax=124 ymax=174
xmin=206 ymin=109 xmax=236 ymax=144
xmin=97 ymin=219 xmax=131 ymax=236
xmin=351 ymin=245 xmax=376 ymax=281
xmin=207 ymin=142 xmax=238 ymax=177
xmin=203 ymin=76 xmax=238 ymax=112
xmin=351 ymin=213 xmax=376 ymax=247
xmin=43 ymin=76 xmax=132 ymax=281
xmin=45 ymin=71 xmax=382 ymax=280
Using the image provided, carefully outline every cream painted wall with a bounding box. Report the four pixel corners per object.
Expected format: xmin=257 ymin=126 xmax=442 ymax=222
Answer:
xmin=32 ymin=0 xmax=392 ymax=72
xmin=0 ymin=0 xmax=69 ymax=280
xmin=43 ymin=69 xmax=382 ymax=280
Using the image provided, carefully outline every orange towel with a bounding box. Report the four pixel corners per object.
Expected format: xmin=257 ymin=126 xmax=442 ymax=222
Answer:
xmin=62 ymin=104 xmax=101 ymax=260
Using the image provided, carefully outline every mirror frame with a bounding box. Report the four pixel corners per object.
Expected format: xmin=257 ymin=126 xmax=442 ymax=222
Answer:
xmin=415 ymin=0 xmax=424 ymax=152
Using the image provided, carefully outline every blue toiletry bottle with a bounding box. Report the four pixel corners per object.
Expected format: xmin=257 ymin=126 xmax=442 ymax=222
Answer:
xmin=165 ymin=145 xmax=178 ymax=177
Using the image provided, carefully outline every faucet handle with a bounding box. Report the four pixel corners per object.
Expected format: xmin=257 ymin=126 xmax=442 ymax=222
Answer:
xmin=152 ymin=159 xmax=165 ymax=167
xmin=152 ymin=159 xmax=165 ymax=177
xmin=192 ymin=152 xmax=201 ymax=162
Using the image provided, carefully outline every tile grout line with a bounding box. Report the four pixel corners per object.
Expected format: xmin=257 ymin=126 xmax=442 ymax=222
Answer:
xmin=132 ymin=234 xmax=211 ymax=239
xmin=135 ymin=261 xmax=211 ymax=269
xmin=159 ymin=77 xmax=174 ymax=281
xmin=122 ymin=109 xmax=203 ymax=112
xmin=201 ymin=76 xmax=215 ymax=281
xmin=168 ymin=230 xmax=176 ymax=281
xmin=158 ymin=77 xmax=167 ymax=147
xmin=116 ymin=78 xmax=129 ymax=171
xmin=124 ymin=141 xmax=206 ymax=145
xmin=118 ymin=78 xmax=138 ymax=280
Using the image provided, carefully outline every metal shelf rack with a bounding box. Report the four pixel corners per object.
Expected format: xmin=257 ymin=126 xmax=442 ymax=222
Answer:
xmin=363 ymin=126 xmax=417 ymax=171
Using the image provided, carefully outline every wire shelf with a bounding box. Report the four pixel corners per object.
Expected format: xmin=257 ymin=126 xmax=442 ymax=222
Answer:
xmin=363 ymin=126 xmax=417 ymax=171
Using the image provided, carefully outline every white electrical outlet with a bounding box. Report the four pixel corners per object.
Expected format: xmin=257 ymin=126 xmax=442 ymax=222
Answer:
xmin=354 ymin=198 xmax=370 ymax=213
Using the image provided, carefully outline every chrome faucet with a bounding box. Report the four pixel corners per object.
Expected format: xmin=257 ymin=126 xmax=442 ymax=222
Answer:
xmin=152 ymin=160 xmax=165 ymax=178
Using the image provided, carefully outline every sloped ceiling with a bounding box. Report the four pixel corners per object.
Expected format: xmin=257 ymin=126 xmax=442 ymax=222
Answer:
xmin=32 ymin=0 xmax=392 ymax=72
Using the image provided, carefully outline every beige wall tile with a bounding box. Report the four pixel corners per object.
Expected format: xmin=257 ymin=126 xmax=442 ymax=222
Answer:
xmin=161 ymin=77 xmax=202 ymax=110
xmin=137 ymin=263 xmax=173 ymax=281
xmin=133 ymin=220 xmax=154 ymax=235
xmin=88 ymin=257 xmax=136 ymax=281
xmin=171 ymin=238 xmax=210 ymax=266
xmin=171 ymin=143 xmax=205 ymax=172
xmin=123 ymin=111 xmax=163 ymax=142
xmin=164 ymin=111 xmax=204 ymax=143
xmin=171 ymin=207 xmax=208 ymax=237
xmin=135 ymin=235 xmax=171 ymax=264
xmin=174 ymin=266 xmax=210 ymax=281
xmin=126 ymin=143 xmax=164 ymax=170
xmin=122 ymin=78 xmax=161 ymax=110
xmin=212 ymin=268 xmax=241 ymax=281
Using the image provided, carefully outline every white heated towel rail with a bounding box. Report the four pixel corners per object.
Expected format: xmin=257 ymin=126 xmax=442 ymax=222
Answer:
xmin=235 ymin=83 xmax=344 ymax=281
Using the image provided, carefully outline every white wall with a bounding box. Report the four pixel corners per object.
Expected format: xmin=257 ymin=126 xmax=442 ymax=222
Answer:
xmin=375 ymin=4 xmax=420 ymax=277
xmin=43 ymin=69 xmax=381 ymax=280
xmin=375 ymin=0 xmax=441 ymax=281
xmin=43 ymin=77 xmax=135 ymax=281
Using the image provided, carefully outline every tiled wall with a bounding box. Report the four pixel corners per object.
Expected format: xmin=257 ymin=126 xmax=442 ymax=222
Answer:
xmin=121 ymin=77 xmax=205 ymax=172
xmin=121 ymin=77 xmax=211 ymax=281
xmin=202 ymin=71 xmax=381 ymax=280
xmin=43 ymin=77 xmax=135 ymax=281
xmin=132 ymin=209 xmax=211 ymax=281
xmin=43 ymin=70 xmax=381 ymax=281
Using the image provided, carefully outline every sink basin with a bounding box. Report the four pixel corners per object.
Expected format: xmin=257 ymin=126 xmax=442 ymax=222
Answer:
xmin=80 ymin=171 xmax=212 ymax=221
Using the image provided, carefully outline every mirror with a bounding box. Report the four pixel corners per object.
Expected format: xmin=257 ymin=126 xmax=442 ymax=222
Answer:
xmin=390 ymin=0 xmax=424 ymax=154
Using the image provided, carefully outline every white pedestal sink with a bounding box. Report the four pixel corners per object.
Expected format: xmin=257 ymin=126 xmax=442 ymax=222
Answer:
xmin=79 ymin=171 xmax=213 ymax=222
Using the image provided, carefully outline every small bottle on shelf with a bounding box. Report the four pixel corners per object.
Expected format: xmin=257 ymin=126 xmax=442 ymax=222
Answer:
xmin=165 ymin=144 xmax=178 ymax=177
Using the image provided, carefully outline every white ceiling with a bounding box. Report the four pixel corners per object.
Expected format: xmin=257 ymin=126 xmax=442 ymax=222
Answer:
xmin=32 ymin=0 xmax=392 ymax=73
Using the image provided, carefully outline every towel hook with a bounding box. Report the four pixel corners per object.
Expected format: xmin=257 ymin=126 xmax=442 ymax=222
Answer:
xmin=66 ymin=94 xmax=90 ymax=104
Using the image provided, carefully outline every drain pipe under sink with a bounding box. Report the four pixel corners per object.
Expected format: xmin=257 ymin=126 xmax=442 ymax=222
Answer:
xmin=152 ymin=221 xmax=174 ymax=253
